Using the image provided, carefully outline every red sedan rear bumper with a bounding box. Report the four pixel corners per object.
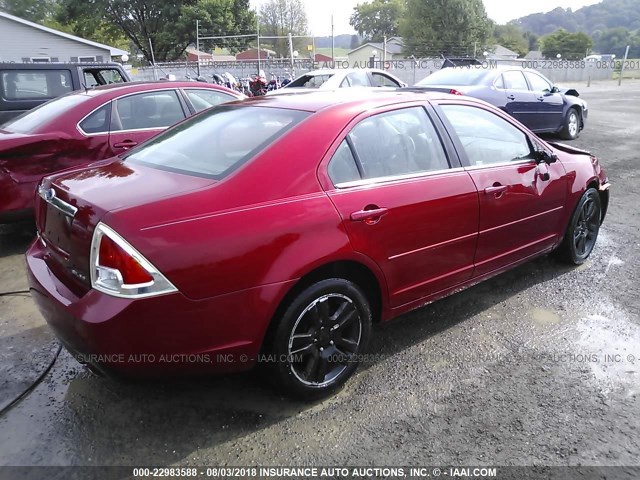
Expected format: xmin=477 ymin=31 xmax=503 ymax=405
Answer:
xmin=26 ymin=239 xmax=294 ymax=377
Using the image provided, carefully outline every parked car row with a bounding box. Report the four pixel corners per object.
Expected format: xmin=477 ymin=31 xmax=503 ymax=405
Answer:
xmin=0 ymin=81 xmax=242 ymax=222
xmin=1 ymin=65 xmax=605 ymax=399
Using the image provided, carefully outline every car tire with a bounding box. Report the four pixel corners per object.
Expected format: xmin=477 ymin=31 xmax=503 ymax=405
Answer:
xmin=560 ymin=107 xmax=580 ymax=140
xmin=556 ymin=188 xmax=601 ymax=265
xmin=270 ymin=278 xmax=372 ymax=399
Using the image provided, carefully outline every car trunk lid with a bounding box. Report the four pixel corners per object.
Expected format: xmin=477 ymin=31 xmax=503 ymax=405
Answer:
xmin=36 ymin=159 xmax=215 ymax=296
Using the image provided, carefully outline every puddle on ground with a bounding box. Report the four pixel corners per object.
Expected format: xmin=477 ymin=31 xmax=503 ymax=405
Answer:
xmin=575 ymin=301 xmax=640 ymax=396
xmin=530 ymin=308 xmax=562 ymax=326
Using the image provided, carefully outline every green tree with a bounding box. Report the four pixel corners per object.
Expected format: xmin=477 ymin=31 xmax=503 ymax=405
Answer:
xmin=55 ymin=0 xmax=255 ymax=62
xmin=493 ymin=24 xmax=529 ymax=57
xmin=400 ymin=0 xmax=491 ymax=57
xmin=349 ymin=0 xmax=404 ymax=42
xmin=0 ymin=0 xmax=57 ymax=23
xmin=259 ymin=0 xmax=308 ymax=58
xmin=540 ymin=28 xmax=593 ymax=60
xmin=594 ymin=27 xmax=640 ymax=58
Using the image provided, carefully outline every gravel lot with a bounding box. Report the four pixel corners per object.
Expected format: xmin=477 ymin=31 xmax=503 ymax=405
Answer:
xmin=0 ymin=80 xmax=639 ymax=473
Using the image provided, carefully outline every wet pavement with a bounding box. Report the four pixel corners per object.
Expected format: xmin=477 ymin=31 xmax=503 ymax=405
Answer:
xmin=0 ymin=80 xmax=639 ymax=468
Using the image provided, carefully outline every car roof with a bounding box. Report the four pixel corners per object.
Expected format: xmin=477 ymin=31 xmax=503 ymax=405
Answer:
xmin=236 ymin=89 xmax=461 ymax=112
xmin=301 ymin=68 xmax=392 ymax=76
xmin=79 ymin=81 xmax=241 ymax=98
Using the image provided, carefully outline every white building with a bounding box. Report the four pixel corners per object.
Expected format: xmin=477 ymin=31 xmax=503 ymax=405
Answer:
xmin=0 ymin=11 xmax=127 ymax=63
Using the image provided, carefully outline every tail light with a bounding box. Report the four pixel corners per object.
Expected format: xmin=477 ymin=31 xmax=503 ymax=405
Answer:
xmin=89 ymin=223 xmax=177 ymax=298
xmin=449 ymin=89 xmax=464 ymax=96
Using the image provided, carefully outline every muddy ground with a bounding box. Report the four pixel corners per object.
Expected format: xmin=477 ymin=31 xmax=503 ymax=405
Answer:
xmin=0 ymin=80 xmax=639 ymax=472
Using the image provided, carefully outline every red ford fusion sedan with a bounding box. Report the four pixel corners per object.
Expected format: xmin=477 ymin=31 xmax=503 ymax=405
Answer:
xmin=0 ymin=81 xmax=243 ymax=223
xmin=26 ymin=91 xmax=610 ymax=398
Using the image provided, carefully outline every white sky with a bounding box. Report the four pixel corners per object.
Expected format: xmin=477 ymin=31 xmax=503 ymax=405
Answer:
xmin=249 ymin=0 xmax=602 ymax=36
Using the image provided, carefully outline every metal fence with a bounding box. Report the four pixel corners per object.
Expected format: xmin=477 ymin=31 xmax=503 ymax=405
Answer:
xmin=130 ymin=57 xmax=615 ymax=86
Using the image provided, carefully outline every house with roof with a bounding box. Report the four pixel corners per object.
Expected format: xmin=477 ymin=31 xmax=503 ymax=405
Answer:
xmin=235 ymin=48 xmax=276 ymax=61
xmin=347 ymin=37 xmax=406 ymax=67
xmin=0 ymin=11 xmax=128 ymax=63
xmin=487 ymin=44 xmax=520 ymax=60
xmin=524 ymin=50 xmax=543 ymax=60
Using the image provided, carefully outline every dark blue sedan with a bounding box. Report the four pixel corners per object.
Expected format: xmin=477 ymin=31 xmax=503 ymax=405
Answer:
xmin=410 ymin=66 xmax=587 ymax=140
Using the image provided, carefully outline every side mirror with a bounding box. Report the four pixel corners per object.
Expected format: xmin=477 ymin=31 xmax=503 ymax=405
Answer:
xmin=550 ymin=86 xmax=560 ymax=94
xmin=534 ymin=149 xmax=558 ymax=165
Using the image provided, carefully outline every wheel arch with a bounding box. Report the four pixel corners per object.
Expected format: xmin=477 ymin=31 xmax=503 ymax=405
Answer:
xmin=259 ymin=259 xmax=386 ymax=354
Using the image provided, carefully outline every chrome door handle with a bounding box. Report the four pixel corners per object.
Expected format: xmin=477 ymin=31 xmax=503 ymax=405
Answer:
xmin=350 ymin=207 xmax=388 ymax=222
xmin=484 ymin=185 xmax=507 ymax=195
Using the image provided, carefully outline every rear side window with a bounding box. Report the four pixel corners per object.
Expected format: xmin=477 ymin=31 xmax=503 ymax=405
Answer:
xmin=79 ymin=103 xmax=111 ymax=134
xmin=503 ymin=71 xmax=529 ymax=90
xmin=126 ymin=106 xmax=309 ymax=179
xmin=342 ymin=71 xmax=370 ymax=87
xmin=112 ymin=90 xmax=185 ymax=131
xmin=347 ymin=107 xmax=449 ymax=180
xmin=328 ymin=140 xmax=360 ymax=184
xmin=185 ymin=89 xmax=236 ymax=112
xmin=83 ymin=68 xmax=126 ymax=87
xmin=287 ymin=74 xmax=333 ymax=88
xmin=1 ymin=70 xmax=73 ymax=100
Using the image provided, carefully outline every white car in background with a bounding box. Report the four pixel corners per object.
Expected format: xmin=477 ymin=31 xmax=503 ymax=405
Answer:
xmin=266 ymin=68 xmax=407 ymax=95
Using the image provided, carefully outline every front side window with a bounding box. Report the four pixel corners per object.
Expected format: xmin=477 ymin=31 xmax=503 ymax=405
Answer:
xmin=503 ymin=70 xmax=529 ymax=90
xmin=0 ymin=70 xmax=73 ymax=100
xmin=345 ymin=107 xmax=450 ymax=181
xmin=185 ymin=89 xmax=236 ymax=113
xmin=440 ymin=104 xmax=533 ymax=166
xmin=126 ymin=106 xmax=309 ymax=179
xmin=525 ymin=72 xmax=552 ymax=92
xmin=112 ymin=90 xmax=185 ymax=131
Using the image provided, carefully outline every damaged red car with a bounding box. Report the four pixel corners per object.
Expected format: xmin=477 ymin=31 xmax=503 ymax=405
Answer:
xmin=0 ymin=81 xmax=242 ymax=222
xmin=26 ymin=91 xmax=610 ymax=398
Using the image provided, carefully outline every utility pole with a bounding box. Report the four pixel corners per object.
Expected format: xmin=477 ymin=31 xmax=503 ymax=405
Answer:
xmin=148 ymin=37 xmax=157 ymax=80
xmin=289 ymin=32 xmax=294 ymax=74
xmin=196 ymin=20 xmax=200 ymax=76
xmin=331 ymin=14 xmax=335 ymax=67
xmin=383 ymin=35 xmax=387 ymax=65
xmin=619 ymin=45 xmax=630 ymax=86
xmin=256 ymin=19 xmax=261 ymax=74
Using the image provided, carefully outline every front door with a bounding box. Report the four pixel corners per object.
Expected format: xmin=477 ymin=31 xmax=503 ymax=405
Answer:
xmin=501 ymin=70 xmax=537 ymax=127
xmin=523 ymin=71 xmax=564 ymax=132
xmin=436 ymin=103 xmax=567 ymax=277
xmin=323 ymin=106 xmax=479 ymax=308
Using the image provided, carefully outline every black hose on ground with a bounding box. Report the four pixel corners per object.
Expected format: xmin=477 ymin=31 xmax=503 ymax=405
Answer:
xmin=0 ymin=289 xmax=63 ymax=417
xmin=0 ymin=289 xmax=30 ymax=296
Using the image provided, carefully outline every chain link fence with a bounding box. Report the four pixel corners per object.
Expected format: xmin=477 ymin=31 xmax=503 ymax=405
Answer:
xmin=130 ymin=57 xmax=615 ymax=86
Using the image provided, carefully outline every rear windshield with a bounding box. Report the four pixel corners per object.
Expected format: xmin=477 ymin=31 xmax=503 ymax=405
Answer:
xmin=416 ymin=68 xmax=490 ymax=86
xmin=287 ymin=74 xmax=333 ymax=88
xmin=2 ymin=94 xmax=88 ymax=133
xmin=125 ymin=106 xmax=310 ymax=179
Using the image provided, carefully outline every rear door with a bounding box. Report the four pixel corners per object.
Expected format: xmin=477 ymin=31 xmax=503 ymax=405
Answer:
xmin=501 ymin=70 xmax=537 ymax=126
xmin=108 ymin=89 xmax=188 ymax=154
xmin=436 ymin=102 xmax=567 ymax=277
xmin=322 ymin=105 xmax=479 ymax=308
xmin=523 ymin=71 xmax=564 ymax=132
